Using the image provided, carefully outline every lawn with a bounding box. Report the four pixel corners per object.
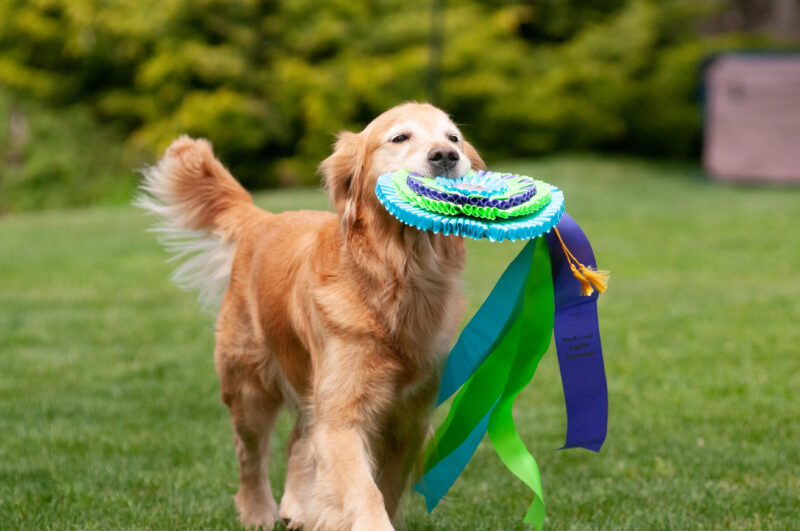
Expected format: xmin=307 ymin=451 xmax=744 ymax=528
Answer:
xmin=1 ymin=155 xmax=799 ymax=530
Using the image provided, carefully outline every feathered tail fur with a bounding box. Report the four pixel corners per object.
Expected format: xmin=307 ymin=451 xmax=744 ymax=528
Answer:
xmin=135 ymin=136 xmax=256 ymax=313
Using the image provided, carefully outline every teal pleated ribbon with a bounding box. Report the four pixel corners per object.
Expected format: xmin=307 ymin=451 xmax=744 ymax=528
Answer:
xmin=416 ymin=236 xmax=554 ymax=529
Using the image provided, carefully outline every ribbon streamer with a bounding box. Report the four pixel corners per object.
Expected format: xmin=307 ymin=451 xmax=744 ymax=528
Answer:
xmin=546 ymin=213 xmax=608 ymax=451
xmin=436 ymin=239 xmax=538 ymax=406
xmin=416 ymin=215 xmax=608 ymax=529
xmin=417 ymin=237 xmax=553 ymax=529
xmin=486 ymin=238 xmax=554 ymax=528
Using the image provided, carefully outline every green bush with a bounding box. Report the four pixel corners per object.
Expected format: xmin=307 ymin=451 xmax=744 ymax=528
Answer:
xmin=0 ymin=0 xmax=785 ymax=210
xmin=0 ymin=89 xmax=144 ymax=212
xmin=443 ymin=1 xmax=772 ymax=159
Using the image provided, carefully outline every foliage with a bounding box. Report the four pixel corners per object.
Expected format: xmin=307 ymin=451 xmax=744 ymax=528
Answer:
xmin=442 ymin=1 xmax=772 ymax=159
xmin=2 ymin=156 xmax=800 ymax=528
xmin=0 ymin=89 xmax=144 ymax=212
xmin=0 ymin=0 xmax=784 ymax=209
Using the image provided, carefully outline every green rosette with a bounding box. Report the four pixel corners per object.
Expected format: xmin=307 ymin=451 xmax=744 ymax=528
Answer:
xmin=391 ymin=170 xmax=552 ymax=221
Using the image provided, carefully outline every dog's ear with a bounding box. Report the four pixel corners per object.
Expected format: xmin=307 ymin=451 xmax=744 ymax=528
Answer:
xmin=320 ymin=131 xmax=364 ymax=226
xmin=463 ymin=140 xmax=486 ymax=171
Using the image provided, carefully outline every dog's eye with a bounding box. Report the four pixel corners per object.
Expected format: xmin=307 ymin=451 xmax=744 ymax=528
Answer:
xmin=448 ymin=134 xmax=459 ymax=143
xmin=390 ymin=134 xmax=409 ymax=143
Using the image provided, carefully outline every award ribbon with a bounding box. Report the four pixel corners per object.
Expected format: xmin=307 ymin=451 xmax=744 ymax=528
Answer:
xmin=416 ymin=215 xmax=608 ymax=529
xmin=546 ymin=213 xmax=608 ymax=451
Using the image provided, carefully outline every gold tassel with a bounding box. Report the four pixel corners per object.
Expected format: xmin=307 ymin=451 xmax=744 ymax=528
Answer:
xmin=569 ymin=262 xmax=596 ymax=296
xmin=553 ymin=226 xmax=610 ymax=297
xmin=578 ymin=264 xmax=609 ymax=294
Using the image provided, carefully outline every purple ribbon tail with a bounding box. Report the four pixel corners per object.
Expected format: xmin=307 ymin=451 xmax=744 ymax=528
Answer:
xmin=545 ymin=213 xmax=608 ymax=452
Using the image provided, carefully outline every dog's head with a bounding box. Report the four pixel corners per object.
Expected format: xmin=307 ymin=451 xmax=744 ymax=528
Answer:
xmin=321 ymin=102 xmax=485 ymax=229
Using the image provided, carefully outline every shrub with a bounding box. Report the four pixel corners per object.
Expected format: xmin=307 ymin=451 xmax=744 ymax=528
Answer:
xmin=0 ymin=0 xmax=785 ymax=210
xmin=0 ymin=89 xmax=144 ymax=212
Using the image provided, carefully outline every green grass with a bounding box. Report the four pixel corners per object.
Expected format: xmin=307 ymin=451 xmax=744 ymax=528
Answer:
xmin=2 ymin=155 xmax=799 ymax=530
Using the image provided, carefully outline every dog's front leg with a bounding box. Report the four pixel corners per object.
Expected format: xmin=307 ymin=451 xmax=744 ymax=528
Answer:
xmin=376 ymin=372 xmax=440 ymax=519
xmin=304 ymin=338 xmax=396 ymax=531
xmin=310 ymin=423 xmax=393 ymax=531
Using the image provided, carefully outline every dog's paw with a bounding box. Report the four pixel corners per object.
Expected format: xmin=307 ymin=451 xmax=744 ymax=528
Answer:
xmin=235 ymin=487 xmax=278 ymax=529
xmin=278 ymin=489 xmax=304 ymax=530
xmin=352 ymin=514 xmax=394 ymax=531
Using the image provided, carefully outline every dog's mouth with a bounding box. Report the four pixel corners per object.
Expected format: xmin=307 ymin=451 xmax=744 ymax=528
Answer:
xmin=415 ymin=167 xmax=467 ymax=180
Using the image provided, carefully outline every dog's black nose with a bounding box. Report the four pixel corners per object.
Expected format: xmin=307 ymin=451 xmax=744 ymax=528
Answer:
xmin=427 ymin=146 xmax=460 ymax=172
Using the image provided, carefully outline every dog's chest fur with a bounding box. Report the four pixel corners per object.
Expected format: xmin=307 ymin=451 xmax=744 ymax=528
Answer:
xmin=342 ymin=226 xmax=463 ymax=359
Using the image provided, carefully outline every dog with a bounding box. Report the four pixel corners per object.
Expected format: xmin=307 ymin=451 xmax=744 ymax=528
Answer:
xmin=137 ymin=102 xmax=485 ymax=530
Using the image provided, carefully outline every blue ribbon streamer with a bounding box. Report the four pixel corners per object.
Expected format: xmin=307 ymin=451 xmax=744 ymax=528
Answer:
xmin=546 ymin=213 xmax=608 ymax=451
xmin=415 ymin=407 xmax=494 ymax=511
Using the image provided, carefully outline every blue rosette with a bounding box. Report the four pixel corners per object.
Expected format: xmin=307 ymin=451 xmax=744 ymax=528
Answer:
xmin=375 ymin=170 xmax=565 ymax=242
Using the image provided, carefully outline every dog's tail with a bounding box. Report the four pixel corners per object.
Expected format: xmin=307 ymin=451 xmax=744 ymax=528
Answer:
xmin=135 ymin=136 xmax=259 ymax=313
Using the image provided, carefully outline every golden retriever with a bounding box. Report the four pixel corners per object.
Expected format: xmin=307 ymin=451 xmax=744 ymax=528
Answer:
xmin=137 ymin=102 xmax=485 ymax=530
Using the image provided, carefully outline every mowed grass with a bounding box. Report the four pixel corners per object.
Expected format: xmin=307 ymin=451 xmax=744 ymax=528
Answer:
xmin=1 ymin=155 xmax=799 ymax=530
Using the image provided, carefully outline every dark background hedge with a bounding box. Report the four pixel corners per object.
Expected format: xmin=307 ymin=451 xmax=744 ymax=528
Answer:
xmin=0 ymin=0 xmax=796 ymax=211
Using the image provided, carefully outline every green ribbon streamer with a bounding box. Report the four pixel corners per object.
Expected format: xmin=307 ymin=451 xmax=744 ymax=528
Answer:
xmin=422 ymin=279 xmax=526 ymax=472
xmin=487 ymin=237 xmax=554 ymax=528
xmin=421 ymin=237 xmax=555 ymax=529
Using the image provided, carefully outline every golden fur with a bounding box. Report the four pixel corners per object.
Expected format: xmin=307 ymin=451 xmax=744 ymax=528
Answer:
xmin=138 ymin=103 xmax=485 ymax=530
